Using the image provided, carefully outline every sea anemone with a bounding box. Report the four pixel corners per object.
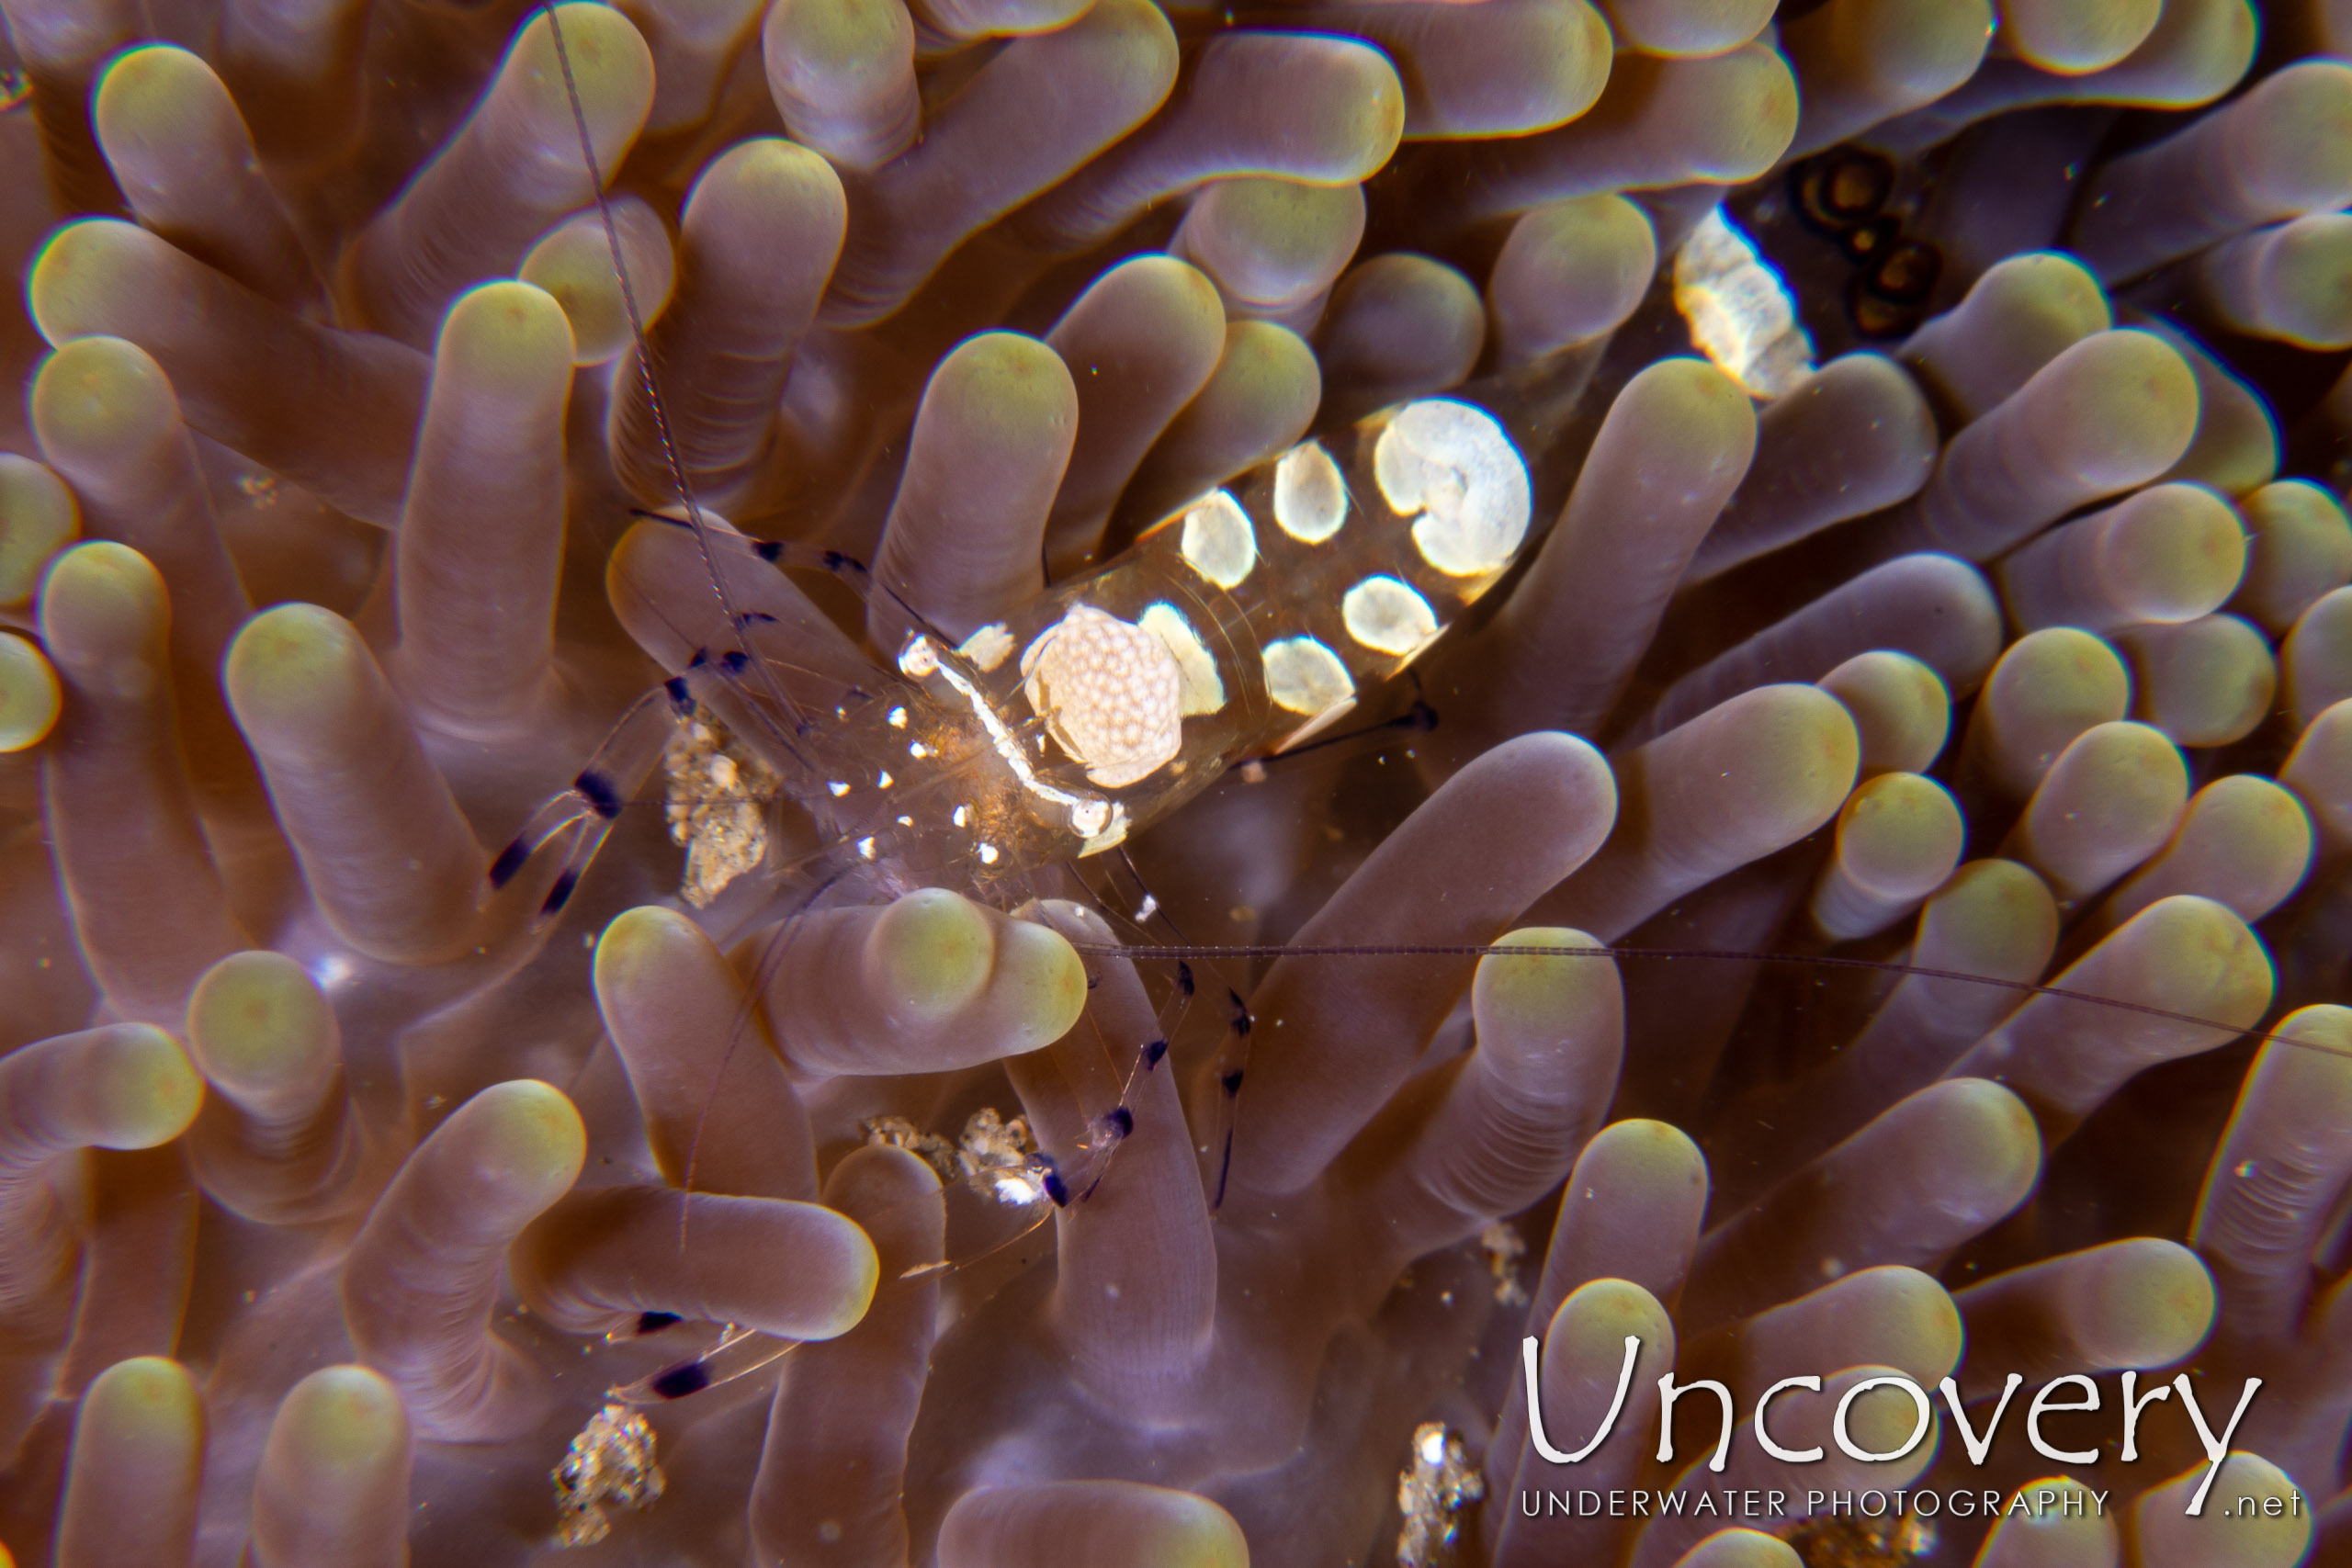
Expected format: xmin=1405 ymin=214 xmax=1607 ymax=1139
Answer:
xmin=2 ymin=0 xmax=2351 ymax=1562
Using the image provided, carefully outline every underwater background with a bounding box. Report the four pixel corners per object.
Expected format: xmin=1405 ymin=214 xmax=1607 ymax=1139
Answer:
xmin=4 ymin=0 xmax=2352 ymax=1562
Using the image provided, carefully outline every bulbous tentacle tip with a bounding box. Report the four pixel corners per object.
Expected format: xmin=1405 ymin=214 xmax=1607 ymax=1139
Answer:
xmin=1473 ymin=927 xmax=1618 ymax=1028
xmin=77 ymin=1354 xmax=204 ymax=1436
xmin=937 ymin=1479 xmax=1250 ymax=1568
xmin=0 ymin=454 xmax=80 ymax=609
xmin=2052 ymin=330 xmax=2206 ymax=487
xmin=520 ymin=197 xmax=674 ymax=365
xmin=268 ymin=1364 xmax=410 ymax=1472
xmin=510 ymin=3 xmax=657 ymax=156
xmin=222 ymin=603 xmax=370 ymax=738
xmin=0 ymin=631 xmax=63 ymax=752
xmin=2077 ymin=1237 xmax=2216 ymax=1369
xmin=37 ymin=540 xmax=167 ymax=676
xmin=93 ymin=43 xmax=225 ymax=137
xmin=25 ymin=219 xmax=150 ymax=349
xmin=592 ymin=903 xmax=701 ymax=989
xmin=28 ymin=333 xmax=182 ymax=460
xmin=249 ymin=1365 xmax=413 ymax=1568
xmin=1971 ymin=1479 xmax=2115 ymax=1568
xmin=80 ymin=1022 xmax=206 ymax=1149
xmin=185 ymin=950 xmax=336 ymax=1099
xmin=998 ymin=913 xmax=1092 ymax=1053
xmin=1929 ymin=1077 xmax=2047 ymax=1206
xmin=466 ymin=1078 xmax=591 ymax=1200
xmin=870 ymin=886 xmax=1001 ymax=1021
xmin=1551 ymin=1276 xmax=1675 ymax=1365
xmin=432 ymin=280 xmax=577 ymax=395
xmin=2135 ymin=1452 xmax=2308 ymax=1566
xmin=1668 ymin=1529 xmax=1804 ymax=1568
xmin=57 ymin=1355 xmax=206 ymax=1564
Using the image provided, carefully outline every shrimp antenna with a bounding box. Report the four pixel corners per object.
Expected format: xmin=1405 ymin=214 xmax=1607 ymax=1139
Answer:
xmin=1079 ymin=940 xmax=2344 ymax=1063
xmin=538 ymin=0 xmax=816 ymax=761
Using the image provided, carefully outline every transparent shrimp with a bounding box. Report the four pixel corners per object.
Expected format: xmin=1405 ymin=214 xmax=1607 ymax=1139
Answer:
xmin=514 ymin=0 xmax=1589 ymax=1420
xmin=515 ymin=3 xmax=2345 ymax=1446
xmin=512 ymin=388 xmax=1568 ymax=1404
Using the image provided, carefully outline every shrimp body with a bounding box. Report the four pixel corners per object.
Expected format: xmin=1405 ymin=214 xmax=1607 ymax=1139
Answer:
xmin=548 ymin=391 xmax=1544 ymax=1414
xmin=582 ymin=393 xmax=1539 ymax=920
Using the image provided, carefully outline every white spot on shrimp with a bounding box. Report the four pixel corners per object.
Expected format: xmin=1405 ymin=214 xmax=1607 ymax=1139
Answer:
xmin=828 ymin=781 xmax=851 ymax=797
xmin=1139 ymin=602 xmax=1226 ymax=716
xmin=1273 ymin=441 xmax=1348 ymax=543
xmin=888 ymin=706 xmax=908 ymax=728
xmin=952 ymin=805 xmax=969 ymax=828
xmin=1373 ymin=400 xmax=1531 ymax=579
xmin=1674 ymin=207 xmax=1815 ymax=400
xmin=1341 ymin=576 xmax=1441 ymax=658
xmin=857 ymin=836 xmax=876 ymax=860
xmin=1180 ymin=490 xmax=1258 ymax=590
xmin=1020 ymin=604 xmax=1184 ymax=789
xmin=957 ymin=623 xmax=1016 ymax=671
xmin=978 ymin=841 xmax=1000 ymax=865
xmin=910 ymin=740 xmax=931 ymax=759
xmin=1263 ymin=635 xmax=1355 ymax=716
xmin=876 ymin=771 xmax=893 ymax=788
